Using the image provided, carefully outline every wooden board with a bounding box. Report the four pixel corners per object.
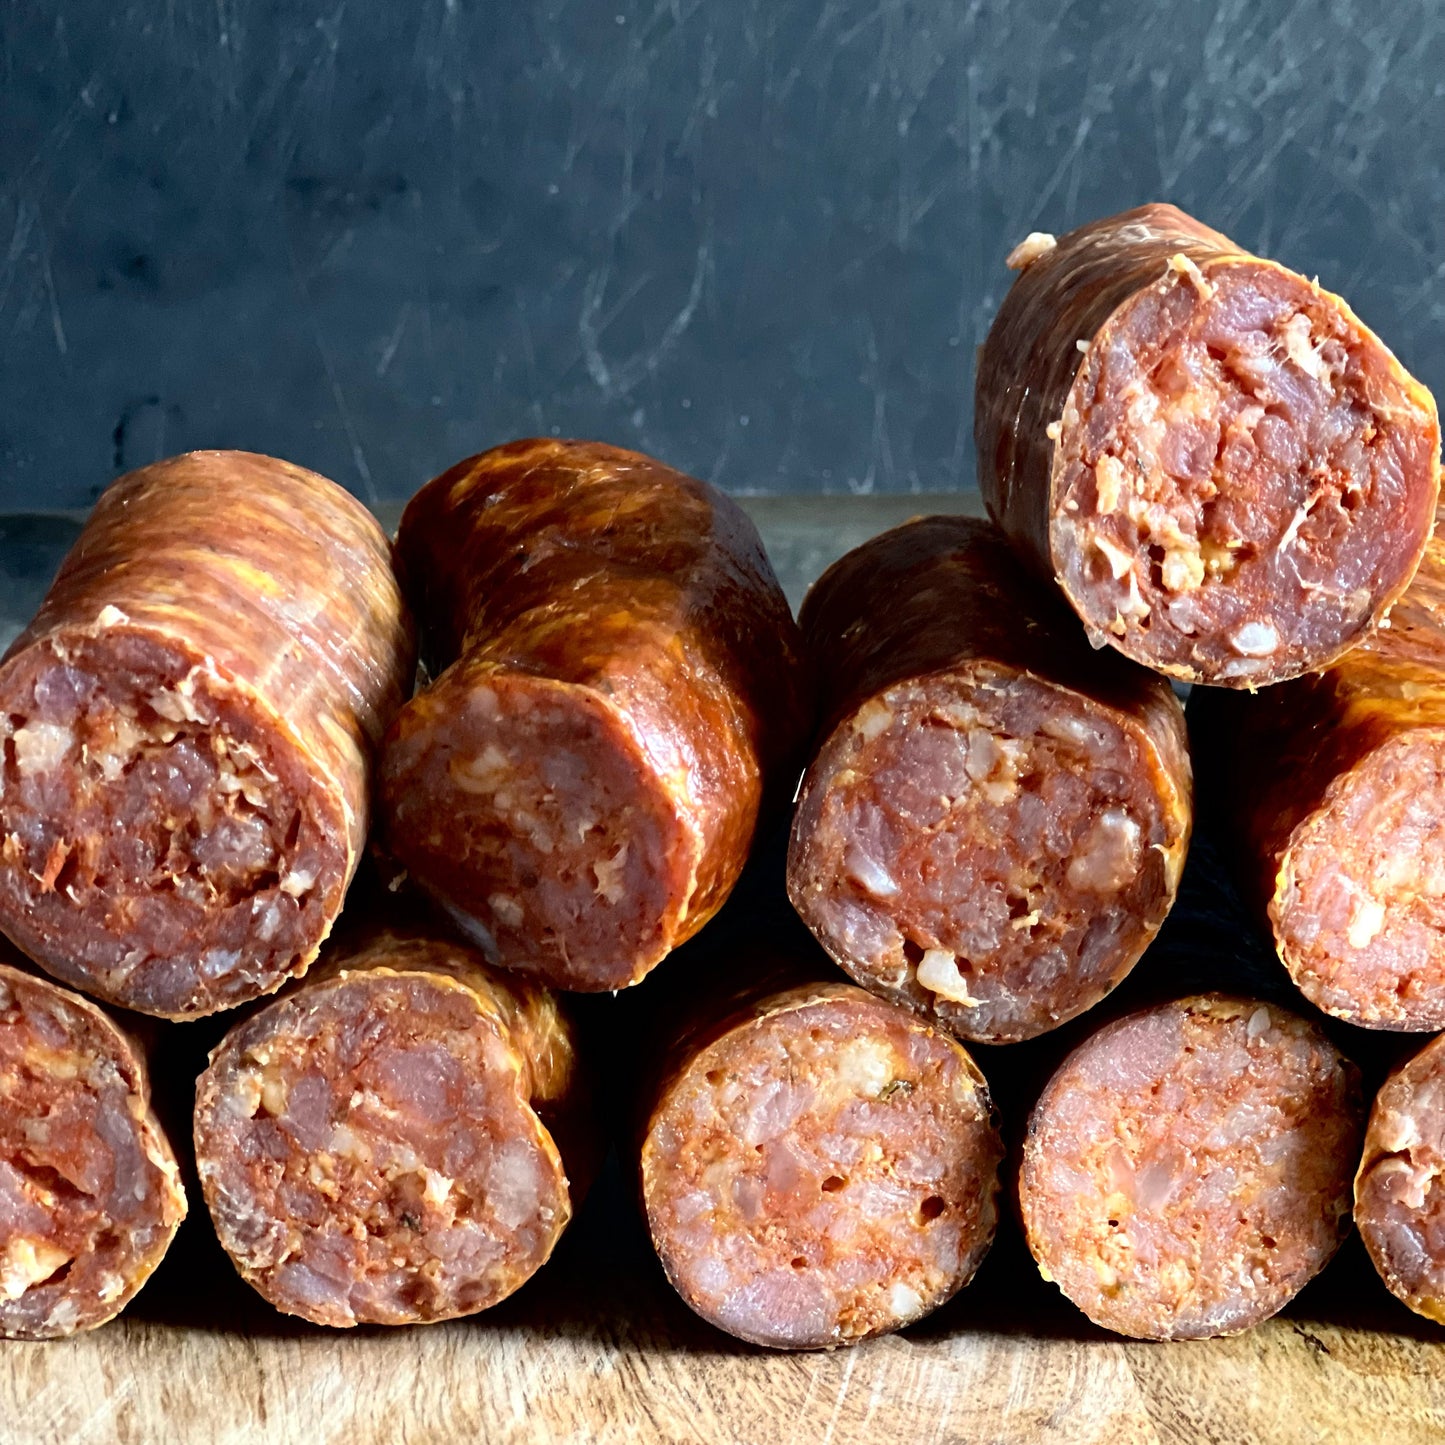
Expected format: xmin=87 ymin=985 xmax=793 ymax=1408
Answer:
xmin=2 ymin=495 xmax=1443 ymax=1445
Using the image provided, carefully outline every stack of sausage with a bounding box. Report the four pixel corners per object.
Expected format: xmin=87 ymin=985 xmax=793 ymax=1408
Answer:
xmin=0 ymin=202 xmax=1443 ymax=1350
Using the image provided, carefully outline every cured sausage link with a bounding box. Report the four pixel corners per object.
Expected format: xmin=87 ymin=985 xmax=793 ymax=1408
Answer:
xmin=194 ymin=926 xmax=585 ymax=1328
xmin=640 ymin=980 xmax=1003 ymax=1350
xmin=1019 ymin=994 xmax=1362 ymax=1341
xmin=0 ymin=959 xmax=185 ymax=1339
xmin=0 ymin=451 xmax=415 ymax=1019
xmin=1192 ymin=534 xmax=1445 ymax=1031
xmin=1356 ymin=1033 xmax=1445 ymax=1322
xmin=976 ymin=203 xmax=1440 ymax=686
xmin=787 ymin=516 xmax=1191 ymax=1044
xmin=380 ymin=438 xmax=810 ymax=992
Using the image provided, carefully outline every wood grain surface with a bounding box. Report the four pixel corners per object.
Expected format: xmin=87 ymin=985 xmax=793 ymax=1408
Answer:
xmin=1 ymin=496 xmax=1442 ymax=1445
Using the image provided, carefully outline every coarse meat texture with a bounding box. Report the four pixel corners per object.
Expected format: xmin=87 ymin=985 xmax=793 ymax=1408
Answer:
xmin=0 ymin=452 xmax=415 ymax=1018
xmin=1196 ymin=534 xmax=1445 ymax=1031
xmin=787 ymin=516 xmax=1190 ymax=1044
xmin=641 ymin=984 xmax=1002 ymax=1350
xmin=381 ymin=438 xmax=810 ymax=993
xmin=1019 ymin=994 xmax=1362 ymax=1341
xmin=0 ymin=961 xmax=185 ymax=1339
xmin=1356 ymin=1034 xmax=1445 ymax=1322
xmin=195 ymin=933 xmax=580 ymax=1328
xmin=978 ymin=203 xmax=1441 ymax=686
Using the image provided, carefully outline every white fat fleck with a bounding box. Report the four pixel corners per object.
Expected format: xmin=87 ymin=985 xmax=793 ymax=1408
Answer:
xmin=1230 ymin=621 xmax=1279 ymax=657
xmin=150 ymin=669 xmax=209 ymax=723
xmin=489 ymin=893 xmax=524 ymax=929
xmin=0 ymin=1239 xmax=71 ymax=1300
xmin=279 ymin=866 xmax=317 ymax=899
xmin=1076 ymin=338 xmax=1090 ymax=354
xmin=95 ymin=605 xmax=129 ymax=629
xmin=592 ymin=844 xmax=629 ymax=905
xmin=844 ymin=845 xmax=899 ymax=900
xmin=1347 ymin=896 xmax=1386 ymax=950
xmin=1066 ymin=809 xmax=1142 ymax=894
xmin=1280 ymin=312 xmax=1334 ymax=387
xmin=833 ymin=1037 xmax=895 ymax=1099
xmin=11 ymin=722 xmax=72 ymax=776
xmin=852 ymin=698 xmax=895 ymax=743
xmin=1005 ymin=231 xmax=1056 ymax=270
xmin=1246 ymin=1007 xmax=1271 ymax=1041
xmin=1161 ymin=547 xmax=1205 ymax=593
xmin=916 ymin=949 xmax=982 ymax=1007
xmin=261 ymin=1073 xmax=288 ymax=1118
xmin=887 ymin=1282 xmax=925 ymax=1321
xmin=421 ymin=1168 xmax=452 ymax=1210
xmin=199 ymin=948 xmax=242 ymax=979
xmin=1094 ymin=455 xmax=1126 ymax=515
xmin=1092 ymin=534 xmax=1135 ymax=581
xmin=1045 ymin=420 xmax=1063 ymax=443
xmin=1168 ymin=252 xmax=1214 ymax=300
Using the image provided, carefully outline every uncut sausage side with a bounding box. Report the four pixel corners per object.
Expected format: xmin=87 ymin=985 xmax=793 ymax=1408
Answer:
xmin=0 ymin=957 xmax=186 ymax=1338
xmin=787 ymin=516 xmax=1191 ymax=1044
xmin=1191 ymin=533 xmax=1445 ymax=1031
xmin=0 ymin=452 xmax=415 ymax=1019
xmin=379 ymin=438 xmax=811 ymax=993
xmin=1019 ymin=994 xmax=1362 ymax=1341
xmin=639 ymin=973 xmax=1003 ymax=1350
xmin=1355 ymin=1033 xmax=1445 ymax=1322
xmin=194 ymin=923 xmax=588 ymax=1327
xmin=975 ymin=203 xmax=1441 ymax=686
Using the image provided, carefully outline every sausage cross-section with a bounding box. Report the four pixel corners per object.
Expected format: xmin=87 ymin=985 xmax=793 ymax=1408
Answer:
xmin=1192 ymin=533 xmax=1445 ymax=1031
xmin=0 ymin=958 xmax=186 ymax=1339
xmin=787 ymin=516 xmax=1191 ymax=1044
xmin=380 ymin=439 xmax=811 ymax=992
xmin=0 ymin=452 xmax=415 ymax=1018
xmin=194 ymin=924 xmax=587 ymax=1327
xmin=1356 ymin=1033 xmax=1445 ymax=1323
xmin=640 ymin=977 xmax=1002 ymax=1349
xmin=1019 ymin=994 xmax=1362 ymax=1340
xmin=976 ymin=203 xmax=1441 ymax=686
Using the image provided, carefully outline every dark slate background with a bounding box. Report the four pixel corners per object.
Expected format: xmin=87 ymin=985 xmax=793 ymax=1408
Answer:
xmin=2 ymin=0 xmax=1443 ymax=508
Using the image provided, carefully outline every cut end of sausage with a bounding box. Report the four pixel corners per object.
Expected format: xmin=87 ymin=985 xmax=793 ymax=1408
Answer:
xmin=1051 ymin=256 xmax=1440 ymax=686
xmin=786 ymin=669 xmax=1187 ymax=1043
xmin=1274 ymin=730 xmax=1445 ymax=1030
xmin=380 ymin=666 xmax=696 ymax=992
xmin=0 ymin=963 xmax=186 ymax=1339
xmin=1020 ymin=994 xmax=1362 ymax=1341
xmin=194 ymin=969 xmax=572 ymax=1328
xmin=641 ymin=987 xmax=1002 ymax=1350
xmin=1356 ymin=1034 xmax=1445 ymax=1323
xmin=0 ymin=627 xmax=350 ymax=1018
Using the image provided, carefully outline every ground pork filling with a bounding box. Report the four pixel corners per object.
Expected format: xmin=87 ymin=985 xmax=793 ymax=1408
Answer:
xmin=1053 ymin=257 xmax=1428 ymax=682
xmin=382 ymin=669 xmax=693 ymax=991
xmin=643 ymin=997 xmax=1001 ymax=1349
xmin=0 ymin=630 xmax=345 ymax=1018
xmin=1020 ymin=997 xmax=1360 ymax=1341
xmin=1356 ymin=1038 xmax=1445 ymax=1322
xmin=0 ymin=971 xmax=179 ymax=1338
xmin=196 ymin=973 xmax=570 ymax=1327
xmin=1274 ymin=733 xmax=1445 ymax=1030
xmin=789 ymin=671 xmax=1176 ymax=1043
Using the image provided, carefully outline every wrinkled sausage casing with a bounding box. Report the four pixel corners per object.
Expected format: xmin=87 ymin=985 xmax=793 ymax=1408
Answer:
xmin=194 ymin=926 xmax=586 ymax=1328
xmin=380 ymin=439 xmax=811 ymax=993
xmin=976 ymin=203 xmax=1440 ymax=686
xmin=0 ymin=452 xmax=415 ymax=1019
xmin=0 ymin=959 xmax=186 ymax=1339
xmin=1355 ymin=1033 xmax=1445 ymax=1322
xmin=1193 ymin=535 xmax=1445 ymax=1031
xmin=787 ymin=517 xmax=1191 ymax=1044
xmin=640 ymin=979 xmax=1003 ymax=1350
xmin=1019 ymin=994 xmax=1362 ymax=1341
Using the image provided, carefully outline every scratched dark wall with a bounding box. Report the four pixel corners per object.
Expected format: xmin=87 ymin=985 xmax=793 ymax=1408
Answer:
xmin=1 ymin=0 xmax=1443 ymax=507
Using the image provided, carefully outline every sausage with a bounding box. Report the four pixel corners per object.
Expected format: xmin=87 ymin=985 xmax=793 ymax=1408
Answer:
xmin=786 ymin=516 xmax=1191 ymax=1044
xmin=378 ymin=438 xmax=811 ymax=992
xmin=1019 ymin=993 xmax=1363 ymax=1340
xmin=0 ymin=956 xmax=186 ymax=1338
xmin=639 ymin=973 xmax=1003 ymax=1350
xmin=1355 ymin=1033 xmax=1445 ymax=1323
xmin=193 ymin=921 xmax=588 ymax=1327
xmin=975 ymin=203 xmax=1441 ymax=686
xmin=0 ymin=451 xmax=415 ymax=1019
xmin=1190 ymin=533 xmax=1445 ymax=1030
